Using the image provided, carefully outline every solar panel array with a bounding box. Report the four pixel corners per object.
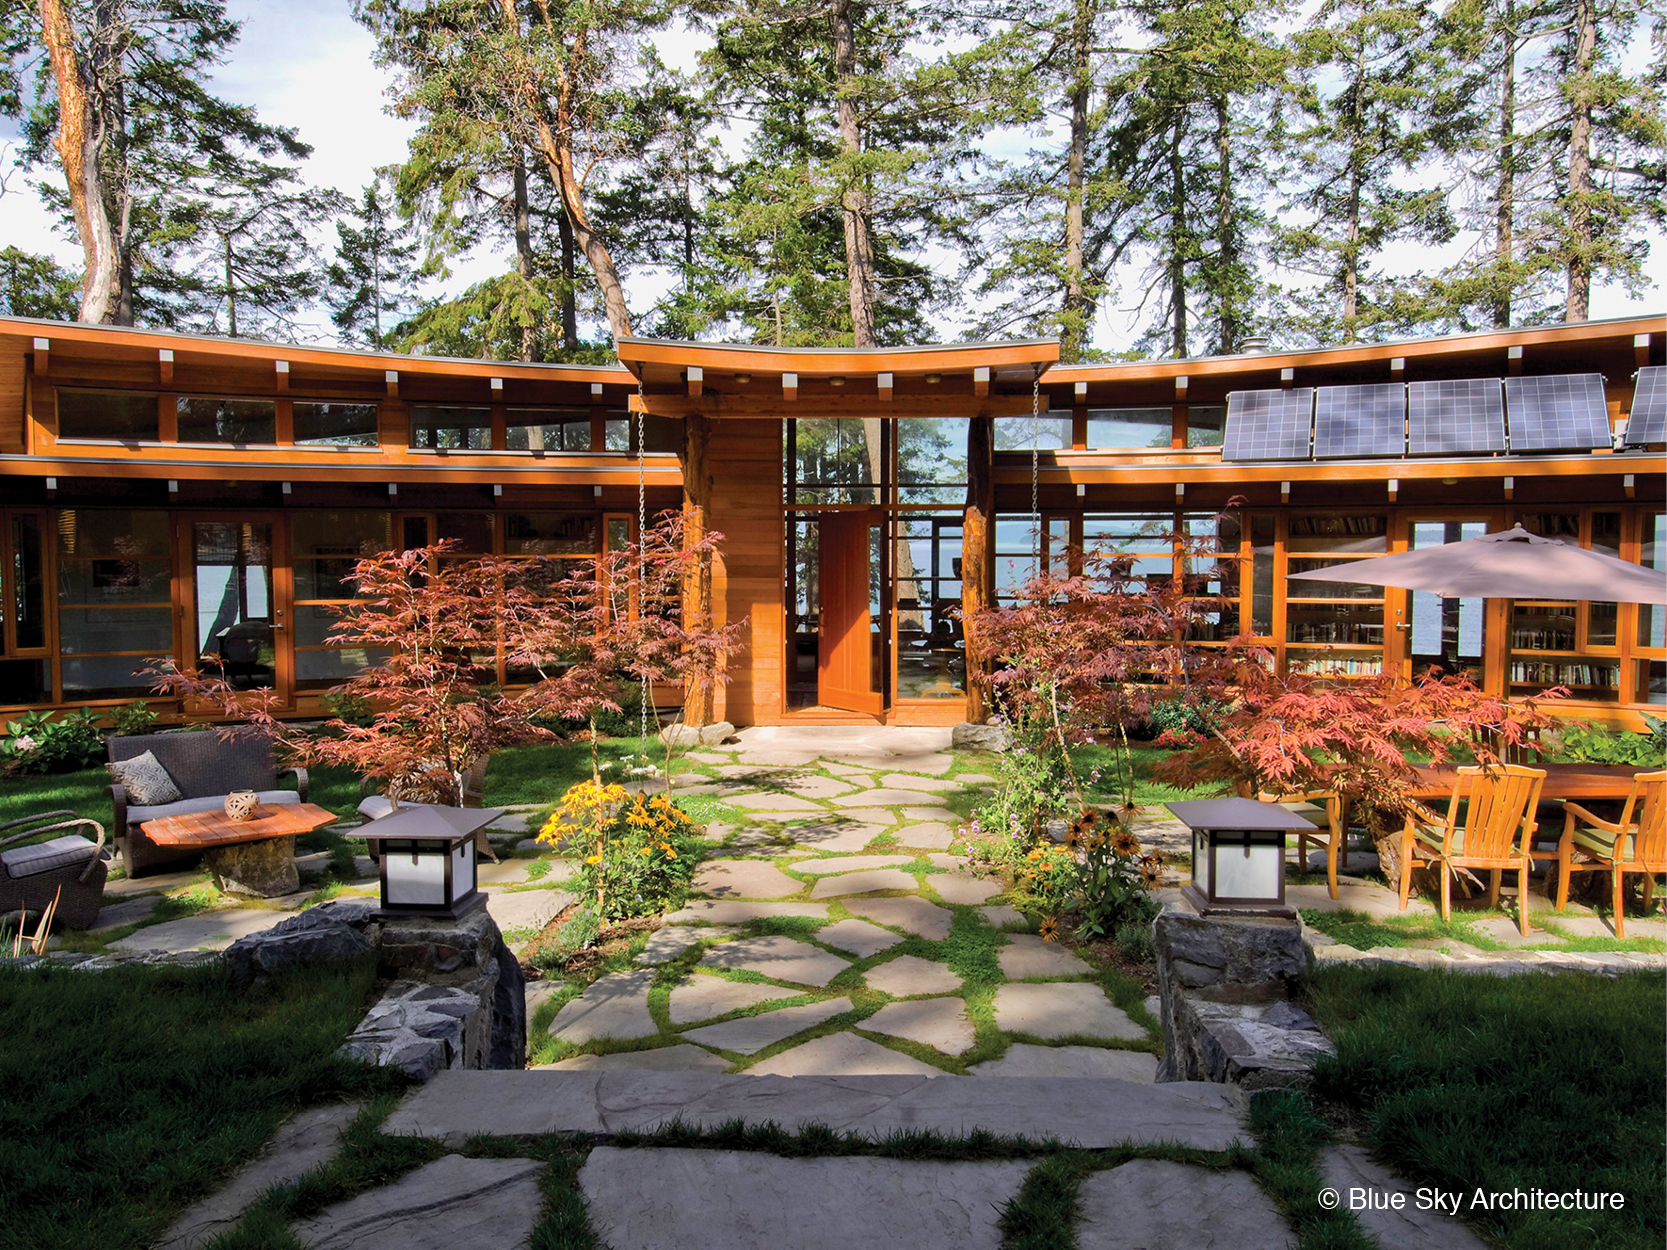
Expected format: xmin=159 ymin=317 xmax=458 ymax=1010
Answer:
xmin=1314 ymin=383 xmax=1406 ymax=458
xmin=1625 ymin=365 xmax=1666 ymax=446
xmin=1503 ymin=373 xmax=1611 ymax=452
xmin=1221 ymin=388 xmax=1315 ymax=462
xmin=1408 ymin=378 xmax=1506 ymax=454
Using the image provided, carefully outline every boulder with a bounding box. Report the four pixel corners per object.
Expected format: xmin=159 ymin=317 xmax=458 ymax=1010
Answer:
xmin=224 ymin=917 xmax=371 ymax=989
xmin=951 ymin=722 xmax=1010 ymax=753
xmin=660 ymin=721 xmax=736 ymax=749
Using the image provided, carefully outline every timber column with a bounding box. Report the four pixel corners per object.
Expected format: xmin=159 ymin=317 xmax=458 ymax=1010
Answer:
xmin=962 ymin=414 xmax=994 ymax=723
xmin=681 ymin=413 xmax=715 ymax=726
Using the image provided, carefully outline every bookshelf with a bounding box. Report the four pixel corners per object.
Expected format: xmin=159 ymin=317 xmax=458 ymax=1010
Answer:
xmin=1284 ymin=514 xmax=1387 ymax=680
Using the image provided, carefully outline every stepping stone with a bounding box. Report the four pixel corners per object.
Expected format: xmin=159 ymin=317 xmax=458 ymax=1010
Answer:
xmin=578 ymin=1148 xmax=1029 ymax=1250
xmin=781 ymin=775 xmax=857 ymax=799
xmin=978 ymin=904 xmax=1028 ymax=929
xmin=928 ymin=854 xmax=970 ymax=870
xmin=895 ymin=823 xmax=954 ymax=849
xmin=90 ymin=895 xmax=160 ymax=932
xmin=879 ymin=774 xmax=963 ymax=792
xmin=822 ymin=762 xmax=876 ymax=777
xmin=1320 ymin=1145 xmax=1490 ymax=1250
xmin=549 ymin=970 xmax=658 ymax=1043
xmin=862 ymin=998 xmax=975 ymax=1054
xmin=832 ymin=789 xmax=942 ymax=807
xmin=1077 ymin=1160 xmax=1296 ymax=1249
xmin=155 ymin=1101 xmax=362 ymax=1250
xmin=717 ymin=764 xmax=793 ymax=778
xmin=998 ymin=934 xmax=1093 ymax=978
xmin=682 ymin=996 xmax=852 ymax=1054
xmin=788 ymin=854 xmax=916 ymax=875
xmin=968 ymin=1044 xmax=1157 ymax=1081
xmin=293 ymin=1154 xmax=546 ymax=1250
xmin=664 ymin=900 xmax=829 ymax=925
xmin=728 ymin=752 xmax=817 ymax=767
xmin=693 ymin=859 xmax=804 ymax=899
xmin=931 ymin=874 xmax=1000 ymax=905
xmin=817 ymin=918 xmax=906 ymax=958
xmin=668 ymin=783 xmax=727 ymax=796
xmin=830 ymin=809 xmax=900 ymax=828
xmin=543 ymin=1046 xmax=730 ymax=1073
xmin=728 ymin=793 xmax=829 ymax=814
xmin=745 ymin=1031 xmax=948 ymax=1077
xmin=107 ymin=908 xmax=282 ymax=953
xmin=955 ymin=773 xmax=998 ymax=784
xmin=687 ymin=751 xmax=732 ymax=764
xmin=699 ymin=935 xmax=851 ymax=987
xmin=901 ymin=806 xmax=960 ymax=824
xmin=866 ymin=955 xmax=963 ymax=997
xmin=477 ymin=859 xmax=535 ymax=885
xmin=103 ymin=868 xmax=207 ymax=898
xmin=791 ymin=822 xmax=884 ymax=852
xmin=992 ymin=984 xmax=1144 ymax=1041
xmin=485 ymin=889 xmax=574 ymax=936
xmin=668 ymin=977 xmax=800 ymax=1025
xmin=635 ymin=925 xmax=741 ymax=966
xmin=844 ymin=896 xmax=953 ymax=941
xmin=524 ymin=981 xmax=566 ymax=1017
xmin=809 ymin=869 xmax=918 ymax=899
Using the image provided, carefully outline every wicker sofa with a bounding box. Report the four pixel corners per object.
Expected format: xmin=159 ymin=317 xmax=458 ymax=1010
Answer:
xmin=0 ymin=810 xmax=108 ymax=929
xmin=107 ymin=731 xmax=308 ymax=876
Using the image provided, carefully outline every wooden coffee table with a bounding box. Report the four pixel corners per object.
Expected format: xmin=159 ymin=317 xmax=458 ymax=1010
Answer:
xmin=141 ymin=802 xmax=339 ymax=897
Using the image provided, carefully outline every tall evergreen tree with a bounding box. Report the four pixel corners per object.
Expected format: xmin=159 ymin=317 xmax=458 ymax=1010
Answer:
xmin=5 ymin=0 xmax=323 ymax=328
xmin=327 ymin=178 xmax=423 ymax=350
xmin=0 ymin=245 xmax=80 ymax=319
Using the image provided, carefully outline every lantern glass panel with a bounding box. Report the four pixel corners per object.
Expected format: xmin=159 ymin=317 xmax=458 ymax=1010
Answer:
xmin=452 ymin=838 xmax=476 ymax=904
xmin=385 ymin=842 xmax=447 ymax=906
xmin=1212 ymin=836 xmax=1284 ymax=901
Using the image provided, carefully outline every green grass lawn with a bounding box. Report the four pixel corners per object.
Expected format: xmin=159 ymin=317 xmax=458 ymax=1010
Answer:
xmin=1304 ymin=964 xmax=1666 ymax=1250
xmin=0 ymin=958 xmax=406 ymax=1250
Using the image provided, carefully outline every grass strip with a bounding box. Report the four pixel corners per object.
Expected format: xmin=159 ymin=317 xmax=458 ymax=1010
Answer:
xmin=612 ymin=1116 xmax=1060 ymax=1160
xmin=1238 ymin=1091 xmax=1376 ymax=1250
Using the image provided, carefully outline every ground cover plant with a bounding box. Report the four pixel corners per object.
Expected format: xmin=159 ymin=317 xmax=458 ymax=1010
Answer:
xmin=0 ymin=958 xmax=405 ymax=1250
xmin=1304 ymin=963 xmax=1666 ymax=1250
xmin=1301 ymin=907 xmax=1667 ymax=955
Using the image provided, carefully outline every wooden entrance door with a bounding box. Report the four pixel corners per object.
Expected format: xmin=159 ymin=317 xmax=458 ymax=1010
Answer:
xmin=181 ymin=515 xmax=292 ymax=708
xmin=818 ymin=510 xmax=883 ymax=714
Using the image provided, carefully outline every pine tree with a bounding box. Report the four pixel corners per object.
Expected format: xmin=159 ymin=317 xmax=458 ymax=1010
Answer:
xmin=0 ymin=246 xmax=80 ymax=319
xmin=327 ymin=178 xmax=423 ymax=350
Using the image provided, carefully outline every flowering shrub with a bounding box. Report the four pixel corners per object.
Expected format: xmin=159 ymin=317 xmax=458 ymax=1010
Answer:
xmin=1062 ymin=809 xmax=1164 ymax=942
xmin=0 ymin=709 xmax=105 ymax=775
xmin=1152 ymin=728 xmax=1202 ymax=750
xmin=538 ymin=780 xmax=703 ymax=922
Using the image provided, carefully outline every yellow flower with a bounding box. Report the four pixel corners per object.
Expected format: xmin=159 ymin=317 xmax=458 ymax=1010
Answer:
xmin=1039 ymin=916 xmax=1060 ymax=942
xmin=639 ymin=846 xmax=652 ymax=856
xmin=664 ymin=848 xmax=677 ymax=860
xmin=586 ymin=854 xmax=601 ymax=865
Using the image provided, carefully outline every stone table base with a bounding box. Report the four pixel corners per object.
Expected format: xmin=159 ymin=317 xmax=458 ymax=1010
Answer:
xmin=206 ymin=835 xmax=298 ymax=897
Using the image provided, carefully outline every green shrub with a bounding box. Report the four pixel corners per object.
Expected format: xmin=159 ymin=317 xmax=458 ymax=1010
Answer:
xmin=1114 ymin=920 xmax=1155 ymax=963
xmin=0 ymin=709 xmax=105 ymax=775
xmin=1557 ymin=719 xmax=1666 ymax=767
xmin=108 ymin=700 xmax=159 ymax=738
xmin=533 ymin=905 xmax=600 ymax=971
xmin=319 ymin=690 xmax=376 ymax=728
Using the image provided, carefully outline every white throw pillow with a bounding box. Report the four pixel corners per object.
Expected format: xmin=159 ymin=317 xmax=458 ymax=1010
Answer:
xmin=108 ymin=750 xmax=183 ymax=806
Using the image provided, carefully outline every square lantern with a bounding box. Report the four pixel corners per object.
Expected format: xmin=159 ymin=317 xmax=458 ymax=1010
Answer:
xmin=359 ymin=804 xmax=502 ymax=918
xmin=1166 ymin=798 xmax=1317 ymax=915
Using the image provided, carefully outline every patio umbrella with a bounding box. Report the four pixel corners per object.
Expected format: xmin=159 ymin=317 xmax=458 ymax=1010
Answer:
xmin=1286 ymin=524 xmax=1667 ymax=604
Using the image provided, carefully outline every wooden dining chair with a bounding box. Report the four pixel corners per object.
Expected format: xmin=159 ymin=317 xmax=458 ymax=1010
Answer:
xmin=1555 ymin=770 xmax=1666 ymax=938
xmin=1398 ymin=764 xmax=1547 ymax=934
xmin=1238 ymin=782 xmax=1348 ymax=900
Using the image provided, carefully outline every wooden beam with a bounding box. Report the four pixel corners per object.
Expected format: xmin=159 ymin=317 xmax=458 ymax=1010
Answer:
xmin=1508 ymin=345 xmax=1523 ymax=377
xmin=1390 ymin=356 xmax=1405 ymax=379
xmin=962 ymin=415 xmax=994 ymax=723
xmin=32 ymin=337 xmax=48 ymax=376
xmin=682 ymin=412 xmax=715 ymax=726
xmin=1636 ymin=333 xmax=1652 ymax=368
xmin=686 ymin=365 xmax=703 ymax=398
xmin=158 ymin=348 xmax=173 ymax=386
xmin=1280 ymin=367 xmax=1294 ymax=389
xmin=973 ymin=366 xmax=990 ymax=397
xmin=782 ymin=371 xmax=798 ymax=402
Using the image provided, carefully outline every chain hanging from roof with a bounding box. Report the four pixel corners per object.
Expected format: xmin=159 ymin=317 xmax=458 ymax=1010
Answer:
xmin=637 ymin=381 xmax=650 ymax=747
xmin=1031 ymin=375 xmax=1041 ymax=563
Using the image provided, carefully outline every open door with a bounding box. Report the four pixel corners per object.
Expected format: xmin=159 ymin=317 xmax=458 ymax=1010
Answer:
xmin=818 ymin=510 xmax=883 ymax=715
xmin=182 ymin=516 xmax=292 ymax=709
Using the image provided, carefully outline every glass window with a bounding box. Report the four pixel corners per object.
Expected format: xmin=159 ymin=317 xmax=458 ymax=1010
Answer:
xmin=411 ymin=405 xmax=491 ymax=450
xmin=1640 ymin=512 xmax=1664 ymax=649
xmin=192 ymin=522 xmax=274 ymax=689
xmin=1250 ymin=516 xmax=1274 ymax=637
xmin=291 ymin=511 xmax=393 ymax=690
xmin=995 ymin=413 xmax=1071 ymax=451
xmin=504 ymin=513 xmax=596 ymax=556
xmin=994 ymin=516 xmax=1069 ymax=600
xmin=57 ymin=390 xmax=159 ymax=440
xmin=177 ymin=396 xmax=277 ymax=444
xmin=1410 ymin=521 xmax=1487 ymax=682
xmin=55 ymin=509 xmax=173 ymax=698
xmin=506 ymin=408 xmax=590 ymax=452
xmin=898 ymin=418 xmax=968 ymax=504
xmin=792 ymin=418 xmax=882 ymax=505
xmin=437 ymin=513 xmax=494 ymax=554
xmin=896 ymin=516 xmax=964 ymax=700
xmin=0 ymin=659 xmax=49 ymax=703
xmin=1187 ymin=405 xmax=1226 ymax=448
xmin=605 ymin=413 xmax=631 ymax=451
xmin=8 ymin=513 xmax=46 ymax=650
xmin=293 ymin=401 xmax=378 ymax=446
xmin=1086 ymin=408 xmax=1172 ymax=450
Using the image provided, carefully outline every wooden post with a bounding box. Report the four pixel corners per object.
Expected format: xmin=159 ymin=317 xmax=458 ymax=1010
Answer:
xmin=681 ymin=413 xmax=715 ymax=725
xmin=962 ymin=415 xmax=994 ymax=723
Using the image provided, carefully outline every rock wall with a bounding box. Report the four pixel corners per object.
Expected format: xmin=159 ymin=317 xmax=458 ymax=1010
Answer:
xmin=1153 ymin=909 xmax=1333 ymax=1090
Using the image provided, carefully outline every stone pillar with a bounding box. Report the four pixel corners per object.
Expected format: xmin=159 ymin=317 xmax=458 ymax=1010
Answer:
xmin=962 ymin=414 xmax=994 ymax=723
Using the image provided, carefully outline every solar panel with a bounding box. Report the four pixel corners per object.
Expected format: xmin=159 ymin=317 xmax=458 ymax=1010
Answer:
xmin=1221 ymin=388 xmax=1314 ymax=461
xmin=1504 ymin=373 xmax=1611 ymax=452
xmin=1313 ymin=383 xmax=1405 ymax=458
xmin=1407 ymin=378 xmax=1505 ymax=454
xmin=1625 ymin=365 xmax=1666 ymax=446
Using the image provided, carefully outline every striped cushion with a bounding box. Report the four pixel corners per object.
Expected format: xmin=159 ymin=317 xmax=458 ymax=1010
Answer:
xmin=2 ymin=834 xmax=98 ymax=879
xmin=108 ymin=750 xmax=183 ymax=806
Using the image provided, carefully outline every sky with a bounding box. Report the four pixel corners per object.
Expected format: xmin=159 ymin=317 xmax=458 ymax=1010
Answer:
xmin=0 ymin=2 xmax=1657 ymax=354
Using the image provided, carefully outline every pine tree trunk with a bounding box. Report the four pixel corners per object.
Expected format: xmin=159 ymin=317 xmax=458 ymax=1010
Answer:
xmin=224 ymin=235 xmax=237 ymax=338
xmin=558 ymin=210 xmax=579 ymax=351
xmin=1168 ymin=121 xmax=1187 ymax=358
xmin=1494 ymin=0 xmax=1516 ymax=329
xmin=513 ymin=150 xmax=537 ymax=362
xmin=1341 ymin=43 xmax=1364 ymax=340
xmin=1563 ymin=0 xmax=1595 ymax=323
xmin=832 ymin=0 xmax=877 ymax=347
xmin=40 ymin=0 xmax=119 ymax=325
xmin=1214 ymin=97 xmax=1238 ymax=353
xmin=1061 ymin=0 xmax=1090 ymax=363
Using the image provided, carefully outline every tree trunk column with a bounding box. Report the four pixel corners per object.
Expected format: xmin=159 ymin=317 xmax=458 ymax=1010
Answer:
xmin=681 ymin=413 xmax=715 ymax=725
xmin=962 ymin=415 xmax=994 ymax=723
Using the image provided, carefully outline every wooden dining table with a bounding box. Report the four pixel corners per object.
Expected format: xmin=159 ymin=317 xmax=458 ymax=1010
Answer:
xmin=1409 ymin=762 xmax=1650 ymax=803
